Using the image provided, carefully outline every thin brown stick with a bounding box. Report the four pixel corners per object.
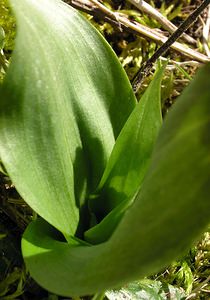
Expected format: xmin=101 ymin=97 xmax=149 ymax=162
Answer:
xmin=128 ymin=0 xmax=196 ymax=45
xmin=132 ymin=0 xmax=210 ymax=93
xmin=66 ymin=0 xmax=210 ymax=93
xmin=186 ymin=275 xmax=210 ymax=299
xmin=67 ymin=0 xmax=209 ymax=62
xmin=118 ymin=14 xmax=209 ymax=63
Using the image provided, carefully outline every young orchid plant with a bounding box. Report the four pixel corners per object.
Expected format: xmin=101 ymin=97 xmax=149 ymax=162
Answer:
xmin=0 ymin=0 xmax=210 ymax=297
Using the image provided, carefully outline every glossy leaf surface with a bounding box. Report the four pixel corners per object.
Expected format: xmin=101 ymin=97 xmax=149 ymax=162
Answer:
xmin=0 ymin=0 xmax=136 ymax=237
xmin=22 ymin=64 xmax=210 ymax=296
xmin=85 ymin=65 xmax=165 ymax=244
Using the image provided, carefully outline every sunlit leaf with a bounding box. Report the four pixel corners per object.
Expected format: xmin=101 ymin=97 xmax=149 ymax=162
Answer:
xmin=0 ymin=0 xmax=136 ymax=238
xmin=22 ymin=64 xmax=210 ymax=297
xmin=86 ymin=65 xmax=165 ymax=244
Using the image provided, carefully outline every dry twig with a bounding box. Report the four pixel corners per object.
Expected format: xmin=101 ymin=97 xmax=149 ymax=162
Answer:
xmin=127 ymin=0 xmax=197 ymax=45
xmin=66 ymin=0 xmax=210 ymax=93
xmin=132 ymin=0 xmax=210 ymax=93
xmin=67 ymin=0 xmax=209 ymax=64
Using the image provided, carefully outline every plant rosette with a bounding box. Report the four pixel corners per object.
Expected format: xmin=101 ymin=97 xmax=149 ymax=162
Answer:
xmin=0 ymin=0 xmax=210 ymax=297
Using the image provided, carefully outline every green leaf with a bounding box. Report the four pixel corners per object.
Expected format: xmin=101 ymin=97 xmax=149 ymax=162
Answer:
xmin=84 ymin=198 xmax=131 ymax=244
xmin=0 ymin=161 xmax=7 ymax=175
xmin=105 ymin=280 xmax=186 ymax=300
xmin=85 ymin=65 xmax=166 ymax=244
xmin=0 ymin=0 xmax=136 ymax=237
xmin=22 ymin=64 xmax=210 ymax=297
xmin=0 ymin=26 xmax=5 ymax=50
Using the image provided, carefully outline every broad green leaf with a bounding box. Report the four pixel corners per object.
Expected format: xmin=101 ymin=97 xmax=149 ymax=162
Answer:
xmin=0 ymin=0 xmax=136 ymax=237
xmin=22 ymin=64 xmax=210 ymax=297
xmin=86 ymin=65 xmax=166 ymax=244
